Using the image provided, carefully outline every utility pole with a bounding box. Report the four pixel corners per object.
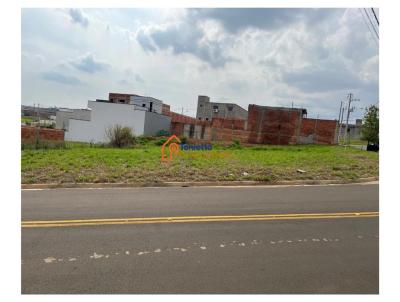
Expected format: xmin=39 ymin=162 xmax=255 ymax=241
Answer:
xmin=343 ymin=93 xmax=360 ymax=145
xmin=37 ymin=103 xmax=40 ymax=124
xmin=336 ymin=101 xmax=343 ymax=144
xmin=338 ymin=106 xmax=345 ymax=143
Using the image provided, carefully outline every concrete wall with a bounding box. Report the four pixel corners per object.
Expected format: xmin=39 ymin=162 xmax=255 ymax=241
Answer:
xmin=56 ymin=109 xmax=91 ymax=130
xmin=143 ymin=111 xmax=171 ymax=135
xmin=338 ymin=124 xmax=362 ymax=140
xmin=65 ymin=101 xmax=146 ymax=143
xmin=182 ymin=124 xmax=205 ymax=139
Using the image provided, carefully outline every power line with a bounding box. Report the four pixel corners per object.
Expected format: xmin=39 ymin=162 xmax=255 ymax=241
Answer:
xmin=371 ymin=8 xmax=379 ymax=27
xmin=364 ymin=8 xmax=379 ymax=40
xmin=359 ymin=8 xmax=379 ymax=47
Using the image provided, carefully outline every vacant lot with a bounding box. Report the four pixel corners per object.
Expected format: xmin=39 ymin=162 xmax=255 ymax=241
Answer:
xmin=21 ymin=142 xmax=378 ymax=184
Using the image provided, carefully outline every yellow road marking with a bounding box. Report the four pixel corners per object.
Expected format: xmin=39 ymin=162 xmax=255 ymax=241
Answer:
xmin=22 ymin=211 xmax=379 ymax=228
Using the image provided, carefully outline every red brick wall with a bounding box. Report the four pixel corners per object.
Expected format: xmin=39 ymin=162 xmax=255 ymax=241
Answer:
xmin=162 ymin=104 xmax=171 ymax=115
xmin=247 ymin=105 xmax=302 ymax=144
xmin=211 ymin=128 xmax=250 ymax=143
xmin=171 ymin=120 xmax=249 ymax=143
xmin=170 ymin=106 xmax=337 ymax=145
xmin=168 ymin=111 xmax=210 ymax=126
xmin=108 ymin=93 xmax=134 ymax=104
xmin=21 ymin=126 xmax=64 ymax=141
xmin=170 ymin=122 xmax=185 ymax=136
xmin=211 ymin=117 xmax=246 ymax=130
xmin=300 ymin=118 xmax=337 ymax=144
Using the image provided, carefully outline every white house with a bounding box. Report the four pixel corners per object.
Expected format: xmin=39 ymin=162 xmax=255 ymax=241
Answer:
xmin=63 ymin=100 xmax=171 ymax=143
xmin=56 ymin=108 xmax=91 ymax=130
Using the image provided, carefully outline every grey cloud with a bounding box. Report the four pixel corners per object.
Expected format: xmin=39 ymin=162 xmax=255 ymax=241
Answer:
xmin=70 ymin=54 xmax=110 ymax=74
xmin=42 ymin=71 xmax=81 ymax=85
xmin=189 ymin=8 xmax=343 ymax=33
xmin=68 ymin=9 xmax=89 ymax=28
xmin=136 ymin=30 xmax=157 ymax=52
xmin=136 ymin=22 xmax=234 ymax=67
xmin=136 ymin=8 xmax=344 ymax=68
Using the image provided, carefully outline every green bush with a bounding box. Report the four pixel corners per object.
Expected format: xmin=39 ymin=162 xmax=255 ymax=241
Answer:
xmin=179 ymin=136 xmax=188 ymax=144
xmin=155 ymin=129 xmax=170 ymax=137
xmin=154 ymin=137 xmax=168 ymax=146
xmin=136 ymin=136 xmax=156 ymax=145
xmin=105 ymin=125 xmax=136 ymax=148
xmin=230 ymin=139 xmax=242 ymax=149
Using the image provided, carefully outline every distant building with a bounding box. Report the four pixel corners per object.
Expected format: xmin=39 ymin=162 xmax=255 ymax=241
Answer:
xmin=63 ymin=101 xmax=171 ymax=143
xmin=177 ymin=101 xmax=337 ymax=145
xmin=55 ymin=91 xmax=339 ymax=145
xmin=55 ymin=108 xmax=91 ymax=130
xmin=108 ymin=93 xmax=138 ymax=104
xmin=108 ymin=92 xmax=163 ymax=114
xmin=196 ymin=95 xmax=248 ymax=121
xmin=21 ymin=105 xmax=57 ymax=119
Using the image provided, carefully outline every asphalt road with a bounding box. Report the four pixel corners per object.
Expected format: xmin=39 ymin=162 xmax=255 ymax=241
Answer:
xmin=21 ymin=183 xmax=379 ymax=294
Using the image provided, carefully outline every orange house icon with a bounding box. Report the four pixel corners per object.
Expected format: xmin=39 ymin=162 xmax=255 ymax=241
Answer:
xmin=161 ymin=135 xmax=181 ymax=162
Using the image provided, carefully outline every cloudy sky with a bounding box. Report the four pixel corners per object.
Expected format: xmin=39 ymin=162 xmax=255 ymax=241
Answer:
xmin=21 ymin=8 xmax=379 ymax=120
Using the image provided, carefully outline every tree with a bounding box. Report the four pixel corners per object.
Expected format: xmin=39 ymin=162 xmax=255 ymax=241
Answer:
xmin=361 ymin=105 xmax=379 ymax=144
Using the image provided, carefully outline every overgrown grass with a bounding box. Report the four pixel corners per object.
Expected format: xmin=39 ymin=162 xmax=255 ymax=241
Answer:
xmin=21 ymin=142 xmax=378 ymax=184
xmin=338 ymin=139 xmax=368 ymax=146
xmin=21 ymin=116 xmax=35 ymax=123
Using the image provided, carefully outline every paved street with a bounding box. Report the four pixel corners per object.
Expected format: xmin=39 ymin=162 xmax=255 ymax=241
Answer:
xmin=21 ymin=183 xmax=379 ymax=294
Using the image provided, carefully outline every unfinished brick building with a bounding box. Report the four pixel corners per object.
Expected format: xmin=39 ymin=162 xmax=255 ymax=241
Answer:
xmin=247 ymin=105 xmax=338 ymax=145
xmin=108 ymin=93 xmax=139 ymax=104
xmin=168 ymin=103 xmax=338 ymax=145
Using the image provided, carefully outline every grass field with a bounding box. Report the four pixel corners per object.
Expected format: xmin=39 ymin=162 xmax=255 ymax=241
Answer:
xmin=338 ymin=139 xmax=368 ymax=146
xmin=21 ymin=116 xmax=35 ymax=123
xmin=21 ymin=141 xmax=379 ymax=184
